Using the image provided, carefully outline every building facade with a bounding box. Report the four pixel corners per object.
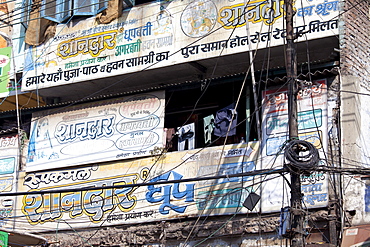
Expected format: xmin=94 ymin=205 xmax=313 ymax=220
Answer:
xmin=0 ymin=0 xmax=368 ymax=246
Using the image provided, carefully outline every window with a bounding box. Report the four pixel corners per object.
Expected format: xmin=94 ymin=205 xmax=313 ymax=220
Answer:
xmin=40 ymin=0 xmax=108 ymax=23
xmin=23 ymin=0 xmax=136 ymax=46
xmin=164 ymin=79 xmax=257 ymax=152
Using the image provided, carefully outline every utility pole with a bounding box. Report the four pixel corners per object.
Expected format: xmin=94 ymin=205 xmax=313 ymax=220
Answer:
xmin=285 ymin=0 xmax=305 ymax=245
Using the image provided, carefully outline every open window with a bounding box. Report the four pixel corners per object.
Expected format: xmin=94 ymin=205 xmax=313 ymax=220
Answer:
xmin=164 ymin=79 xmax=258 ymax=152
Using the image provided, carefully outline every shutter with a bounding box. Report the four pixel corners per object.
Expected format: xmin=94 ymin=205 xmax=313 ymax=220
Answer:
xmin=123 ymin=0 xmax=134 ymax=7
xmin=60 ymin=0 xmax=72 ymax=22
xmin=23 ymin=0 xmax=32 ymax=28
xmin=96 ymin=0 xmax=108 ymax=14
xmin=41 ymin=0 xmax=71 ymax=23
xmin=42 ymin=0 xmax=109 ymax=21
xmin=74 ymin=0 xmax=96 ymax=15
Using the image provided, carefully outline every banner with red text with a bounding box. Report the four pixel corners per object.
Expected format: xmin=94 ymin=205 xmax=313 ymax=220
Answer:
xmin=260 ymin=79 xmax=329 ymax=212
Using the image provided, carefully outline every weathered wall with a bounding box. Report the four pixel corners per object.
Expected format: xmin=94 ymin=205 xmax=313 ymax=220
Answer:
xmin=42 ymin=215 xmax=280 ymax=247
xmin=41 ymin=211 xmax=330 ymax=246
xmin=339 ymin=0 xmax=370 ymax=225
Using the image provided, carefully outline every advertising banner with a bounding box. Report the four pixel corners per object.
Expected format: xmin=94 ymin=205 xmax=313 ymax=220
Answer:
xmin=22 ymin=0 xmax=339 ymax=91
xmin=0 ymin=134 xmax=19 ymax=230
xmin=260 ymin=79 xmax=329 ymax=212
xmin=18 ymin=142 xmax=260 ymax=231
xmin=17 ymin=140 xmax=329 ymax=231
xmin=0 ymin=47 xmax=13 ymax=98
xmin=0 ymin=231 xmax=8 ymax=247
xmin=26 ymin=91 xmax=165 ymax=172
xmin=0 ymin=0 xmax=18 ymax=98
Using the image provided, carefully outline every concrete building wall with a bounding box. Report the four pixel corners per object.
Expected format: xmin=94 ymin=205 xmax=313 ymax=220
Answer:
xmin=340 ymin=0 xmax=370 ymax=226
xmin=0 ymin=0 xmax=345 ymax=245
xmin=42 ymin=215 xmax=281 ymax=247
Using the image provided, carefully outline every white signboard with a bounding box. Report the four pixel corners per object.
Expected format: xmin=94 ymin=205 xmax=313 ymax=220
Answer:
xmin=22 ymin=0 xmax=339 ymax=90
xmin=26 ymin=91 xmax=165 ymax=172
xmin=0 ymin=134 xmax=19 ymax=230
xmin=260 ymin=79 xmax=329 ymax=212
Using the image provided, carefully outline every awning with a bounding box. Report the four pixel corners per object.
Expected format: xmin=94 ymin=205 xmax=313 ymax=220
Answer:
xmin=342 ymin=225 xmax=370 ymax=247
xmin=0 ymin=65 xmax=339 ymax=118
xmin=0 ymin=228 xmax=48 ymax=246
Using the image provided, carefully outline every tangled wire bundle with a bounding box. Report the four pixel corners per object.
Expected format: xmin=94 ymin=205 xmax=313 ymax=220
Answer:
xmin=284 ymin=139 xmax=320 ymax=171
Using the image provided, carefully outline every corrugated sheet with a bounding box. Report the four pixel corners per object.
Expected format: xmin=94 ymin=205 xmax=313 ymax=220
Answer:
xmin=0 ymin=127 xmax=18 ymax=135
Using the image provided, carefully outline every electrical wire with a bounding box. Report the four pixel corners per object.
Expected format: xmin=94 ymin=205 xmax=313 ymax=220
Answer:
xmin=284 ymin=139 xmax=320 ymax=171
xmin=1 ymin=0 xmax=342 ymax=113
xmin=0 ymin=82 xmax=278 ymax=241
xmin=174 ymin=5 xmax=277 ymax=241
xmin=0 ymin=0 xmax=360 ymax=245
xmin=303 ymin=0 xmax=364 ymax=234
xmin=0 ymin=0 xmax=364 ymax=31
xmin=12 ymin=0 xmax=267 ymax=126
xmin=80 ymin=2 xmax=275 ymax=241
xmin=0 ymin=75 xmax=294 ymax=235
xmin=0 ymin=170 xmax=286 ymax=229
xmin=1 ymin=0 xmax=361 ymax=91
xmin=4 ymin=0 xmax=192 ymax=110
xmin=0 ymin=163 xmax=364 ymax=236
xmin=282 ymin=0 xmax=343 ymax=242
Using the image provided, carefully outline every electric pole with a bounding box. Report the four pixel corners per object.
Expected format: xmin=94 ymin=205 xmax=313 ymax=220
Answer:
xmin=285 ymin=0 xmax=305 ymax=245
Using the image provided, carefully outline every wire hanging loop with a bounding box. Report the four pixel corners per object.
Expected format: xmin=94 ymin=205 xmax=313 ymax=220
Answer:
xmin=284 ymin=139 xmax=319 ymax=173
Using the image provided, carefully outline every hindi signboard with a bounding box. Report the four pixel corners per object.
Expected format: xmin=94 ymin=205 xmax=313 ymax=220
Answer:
xmin=26 ymin=91 xmax=165 ymax=172
xmin=260 ymin=79 xmax=329 ymax=212
xmin=22 ymin=0 xmax=339 ymax=91
xmin=19 ymin=142 xmax=260 ymax=231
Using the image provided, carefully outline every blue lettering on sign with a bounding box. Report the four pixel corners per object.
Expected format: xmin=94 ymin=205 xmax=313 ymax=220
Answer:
xmin=197 ymin=189 xmax=246 ymax=210
xmin=146 ymin=171 xmax=195 ymax=215
xmin=302 ymin=193 xmax=327 ymax=205
xmin=266 ymin=135 xmax=288 ymax=156
xmin=0 ymin=157 xmax=15 ymax=175
xmin=297 ymin=0 xmax=338 ymax=17
xmin=301 ymin=183 xmax=323 ymax=193
xmin=298 ymin=109 xmax=322 ymax=129
xmin=55 ymin=115 xmax=115 ymax=144
xmin=217 ymin=161 xmax=255 ymax=184
xmin=267 ymin=109 xmax=322 ymax=135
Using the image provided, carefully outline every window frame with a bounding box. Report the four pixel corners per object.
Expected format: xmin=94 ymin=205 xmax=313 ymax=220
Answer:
xmin=73 ymin=0 xmax=106 ymax=17
xmin=40 ymin=0 xmax=108 ymax=23
xmin=164 ymin=79 xmax=252 ymax=152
